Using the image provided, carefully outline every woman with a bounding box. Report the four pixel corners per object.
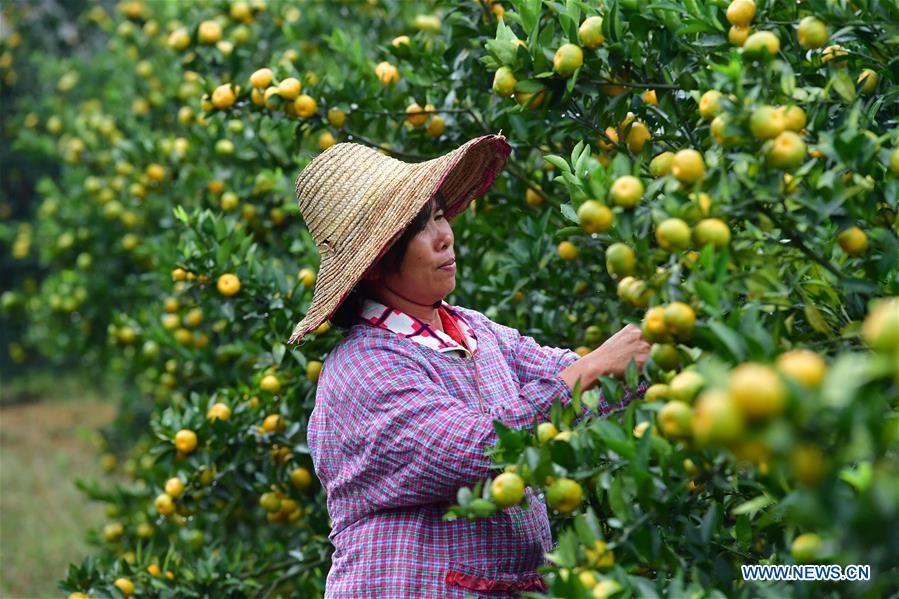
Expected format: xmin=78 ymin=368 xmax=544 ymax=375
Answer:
xmin=287 ymin=134 xmax=650 ymax=598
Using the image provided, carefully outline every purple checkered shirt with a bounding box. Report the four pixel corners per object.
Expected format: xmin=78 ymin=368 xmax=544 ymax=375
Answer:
xmin=307 ymin=298 xmax=646 ymax=597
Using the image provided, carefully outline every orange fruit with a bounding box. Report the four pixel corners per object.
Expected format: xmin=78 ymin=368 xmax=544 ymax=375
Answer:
xmin=545 ymin=478 xmax=583 ymax=513
xmin=669 ymin=369 xmax=704 ymax=403
xmin=492 ymin=66 xmax=518 ymax=96
xmin=198 ymin=20 xmax=222 ymax=44
xmin=605 ymin=243 xmax=635 ymax=277
xmin=307 ymin=360 xmax=323 ymax=383
xmin=691 ymin=390 xmax=744 ymax=446
xmin=221 ymin=191 xmax=239 ymax=211
xmin=391 ymin=35 xmax=410 ymax=47
xmin=656 ymin=218 xmax=691 ymax=251
xmin=277 ymin=77 xmax=302 ymax=100
xmin=671 ymin=149 xmax=705 ymax=184
xmin=693 ymin=218 xmax=731 ymax=248
xmin=791 ymin=444 xmax=829 ymax=487
xmin=405 ymin=102 xmax=429 ymax=127
xmin=263 ymin=413 xmax=285 ymax=434
xmin=664 ymin=302 xmax=696 ymax=340
xmin=858 ymin=69 xmax=878 ymax=94
xmin=750 ymin=105 xmax=786 ymax=140
xmin=290 ymin=466 xmax=313 ymax=490
xmin=260 ymin=374 xmax=281 ymax=393
xmin=597 ymin=126 xmax=619 ymax=151
xmin=743 ymin=31 xmax=780 ymax=57
xmin=537 ymin=421 xmax=559 ymax=444
xmin=609 ymin=175 xmax=644 ymax=208
xmin=558 ymin=241 xmax=578 ymax=261
xmin=514 ymin=87 xmax=546 ymax=109
xmin=525 ymin=187 xmax=543 ymax=207
xmin=726 ymin=0 xmax=756 ymax=27
xmin=298 ymin=267 xmax=316 ymax=288
xmin=155 ymin=493 xmax=175 ymax=516
xmin=642 ymin=306 xmax=669 ymax=342
xmin=767 ymin=131 xmax=807 ymax=169
xmin=729 ymin=25 xmax=750 ymax=46
xmin=779 ymin=105 xmax=807 ymax=132
xmin=584 ymin=539 xmax=615 ymax=569
xmin=414 ymin=14 xmax=442 ymax=32
xmin=658 ymin=400 xmax=693 ymax=438
xmin=491 ymin=472 xmax=526 ymax=508
xmin=577 ymin=200 xmax=613 ymax=234
xmin=698 ymin=90 xmax=723 ymax=120
xmin=207 ymin=402 xmax=232 ymax=421
xmin=862 ymin=297 xmax=899 ymax=353
xmin=250 ymin=68 xmax=274 ymax=89
xmin=113 ymin=578 xmax=135 ymax=597
xmin=165 ymin=477 xmax=185 ymax=498
xmin=837 ymin=226 xmax=868 ymax=256
xmin=174 ymin=429 xmax=198 ymax=453
xmin=797 ymin=16 xmax=827 ymax=49
xmin=375 ymin=61 xmax=400 ymax=85
xmin=729 ymin=363 xmax=786 ymax=420
xmin=776 ymin=349 xmax=826 ymax=387
xmin=294 ymin=94 xmax=317 ymax=118
xmin=552 ymin=43 xmax=584 ymax=77
xmin=650 ymin=343 xmax=679 ymax=371
xmin=217 ymin=273 xmax=241 ymax=296
xmin=711 ymin=114 xmax=740 ymax=146
xmin=328 ymin=109 xmax=346 ymax=128
xmin=791 ymin=533 xmax=824 ymax=563
xmin=578 ymin=16 xmax=605 ymax=48
xmin=146 ymin=163 xmax=166 ymax=182
xmin=626 ymin=121 xmax=651 ymax=153
xmin=821 ymin=44 xmax=848 ymax=68
xmin=650 ymin=151 xmax=675 ymax=176
xmin=259 ymin=492 xmax=281 ymax=513
xmin=644 ymin=384 xmax=669 ymax=403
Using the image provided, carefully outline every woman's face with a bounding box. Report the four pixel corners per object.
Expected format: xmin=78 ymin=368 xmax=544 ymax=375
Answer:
xmin=364 ymin=199 xmax=456 ymax=306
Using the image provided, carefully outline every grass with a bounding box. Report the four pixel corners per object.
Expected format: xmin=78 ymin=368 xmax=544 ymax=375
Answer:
xmin=0 ymin=373 xmax=121 ymax=598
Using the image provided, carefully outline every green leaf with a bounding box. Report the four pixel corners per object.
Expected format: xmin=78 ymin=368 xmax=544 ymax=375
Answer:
xmin=607 ymin=475 xmax=631 ymax=521
xmin=829 ymin=70 xmax=857 ymax=103
xmin=802 ymin=300 xmax=831 ymax=334
xmin=735 ymin=514 xmax=752 ymax=550
xmin=573 ymin=512 xmax=597 ymax=547
xmin=698 ymin=321 xmax=747 ymax=362
xmin=485 ymin=39 xmax=521 ymax=66
xmin=731 ymin=494 xmax=774 ymax=518
xmin=560 ymin=202 xmax=580 ymax=224
xmin=569 ymin=140 xmax=585 ymax=168
xmin=272 ymin=342 xmax=285 ymax=365
xmin=544 ymin=154 xmax=572 ymax=172
xmin=173 ymin=205 xmax=189 ymax=224
xmin=625 ymin=357 xmax=639 ymax=392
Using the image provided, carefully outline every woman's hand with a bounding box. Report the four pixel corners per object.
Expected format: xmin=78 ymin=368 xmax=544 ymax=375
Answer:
xmin=587 ymin=324 xmax=651 ymax=379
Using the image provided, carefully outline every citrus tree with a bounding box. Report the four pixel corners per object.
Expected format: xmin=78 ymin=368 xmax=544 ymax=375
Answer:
xmin=1 ymin=0 xmax=897 ymax=597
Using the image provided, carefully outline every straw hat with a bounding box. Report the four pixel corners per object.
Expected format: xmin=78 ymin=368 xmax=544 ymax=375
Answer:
xmin=286 ymin=133 xmax=512 ymax=345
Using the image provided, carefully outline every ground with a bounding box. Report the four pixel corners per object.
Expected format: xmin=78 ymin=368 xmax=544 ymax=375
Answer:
xmin=1 ymin=376 xmax=118 ymax=598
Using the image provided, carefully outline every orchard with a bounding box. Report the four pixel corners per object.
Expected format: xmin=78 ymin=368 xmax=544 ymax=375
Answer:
xmin=1 ymin=0 xmax=898 ymax=597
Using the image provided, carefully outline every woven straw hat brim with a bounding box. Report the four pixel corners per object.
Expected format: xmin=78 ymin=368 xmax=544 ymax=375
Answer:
xmin=286 ymin=133 xmax=512 ymax=345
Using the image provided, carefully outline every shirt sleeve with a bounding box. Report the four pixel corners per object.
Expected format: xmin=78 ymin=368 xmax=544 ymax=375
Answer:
xmin=476 ymin=312 xmax=649 ymax=424
xmin=327 ymin=339 xmax=578 ymax=509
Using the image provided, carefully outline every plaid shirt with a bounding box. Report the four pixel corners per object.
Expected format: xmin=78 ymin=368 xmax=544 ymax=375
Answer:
xmin=308 ymin=298 xmax=646 ymax=598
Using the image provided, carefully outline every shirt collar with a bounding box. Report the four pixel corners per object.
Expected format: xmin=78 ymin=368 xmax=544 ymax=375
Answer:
xmin=357 ymin=297 xmax=478 ymax=357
